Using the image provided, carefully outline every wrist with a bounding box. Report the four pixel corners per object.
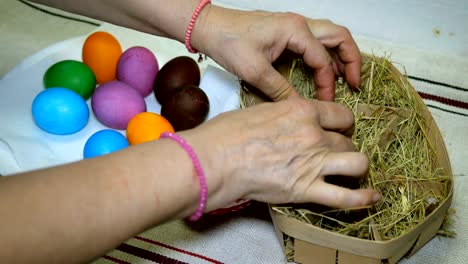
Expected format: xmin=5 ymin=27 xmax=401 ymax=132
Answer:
xmin=181 ymin=128 xmax=252 ymax=213
xmin=160 ymin=132 xmax=209 ymax=221
xmin=177 ymin=130 xmax=235 ymax=212
xmin=188 ymin=4 xmax=221 ymax=55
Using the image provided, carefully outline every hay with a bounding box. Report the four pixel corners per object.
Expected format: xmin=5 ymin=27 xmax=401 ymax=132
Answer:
xmin=240 ymin=54 xmax=453 ymax=244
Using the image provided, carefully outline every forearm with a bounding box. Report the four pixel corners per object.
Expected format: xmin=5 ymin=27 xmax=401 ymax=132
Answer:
xmin=0 ymin=136 xmax=203 ymax=263
xmin=29 ymin=0 xmax=211 ymax=45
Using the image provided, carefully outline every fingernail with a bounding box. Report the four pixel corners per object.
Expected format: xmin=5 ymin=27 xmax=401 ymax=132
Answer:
xmin=372 ymin=192 xmax=382 ymax=203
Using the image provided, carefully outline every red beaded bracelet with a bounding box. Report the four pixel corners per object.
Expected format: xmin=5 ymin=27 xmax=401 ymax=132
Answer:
xmin=185 ymin=0 xmax=212 ymax=54
xmin=160 ymin=132 xmax=207 ymax=221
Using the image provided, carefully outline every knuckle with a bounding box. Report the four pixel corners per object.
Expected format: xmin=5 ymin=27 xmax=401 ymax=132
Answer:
xmin=359 ymin=192 xmax=374 ymax=207
xmin=284 ymin=99 xmax=323 ymax=138
xmin=304 ymin=128 xmax=324 ymax=146
xmin=357 ymin=153 xmax=370 ymax=173
xmin=310 ymin=100 xmax=327 ymax=121
xmin=270 ymin=85 xmax=293 ymax=101
xmin=302 ymin=124 xmax=323 ymax=141
xmin=304 ymin=99 xmax=320 ymax=113
xmin=293 ymin=98 xmax=318 ymax=117
xmin=285 ymin=12 xmax=308 ymax=28
xmin=337 ymin=25 xmax=352 ymax=37
xmin=332 ymin=191 xmax=348 ymax=208
xmin=345 ymin=113 xmax=355 ymax=130
xmin=338 ymin=104 xmax=355 ymax=129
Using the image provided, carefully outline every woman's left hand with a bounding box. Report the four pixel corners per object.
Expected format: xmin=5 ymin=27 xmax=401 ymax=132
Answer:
xmin=192 ymin=7 xmax=361 ymax=102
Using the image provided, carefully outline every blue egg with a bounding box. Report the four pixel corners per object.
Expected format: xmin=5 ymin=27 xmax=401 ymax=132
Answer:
xmin=32 ymin=87 xmax=89 ymax=135
xmin=83 ymin=129 xmax=129 ymax=159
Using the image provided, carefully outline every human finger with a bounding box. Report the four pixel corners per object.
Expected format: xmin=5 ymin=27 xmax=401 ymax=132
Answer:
xmin=320 ymin=152 xmax=369 ymax=177
xmin=328 ymin=49 xmax=346 ymax=75
xmin=327 ymin=35 xmax=361 ymax=89
xmin=314 ymin=101 xmax=355 ymax=135
xmin=248 ymin=60 xmax=300 ymax=101
xmin=284 ymin=15 xmax=336 ymax=101
xmin=308 ymin=181 xmax=380 ymax=208
xmin=307 ymin=19 xmax=362 ymax=89
xmin=321 ymin=132 xmax=356 ymax=152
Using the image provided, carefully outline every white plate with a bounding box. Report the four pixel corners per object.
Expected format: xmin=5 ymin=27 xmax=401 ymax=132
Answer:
xmin=0 ymin=35 xmax=240 ymax=175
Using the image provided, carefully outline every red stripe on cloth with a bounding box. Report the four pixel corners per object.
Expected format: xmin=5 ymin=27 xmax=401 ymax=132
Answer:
xmin=135 ymin=236 xmax=223 ymax=264
xmin=207 ymin=200 xmax=252 ymax=215
xmin=418 ymin=91 xmax=468 ymax=110
xmin=116 ymin=243 xmax=188 ymax=264
xmin=102 ymin=255 xmax=131 ymax=264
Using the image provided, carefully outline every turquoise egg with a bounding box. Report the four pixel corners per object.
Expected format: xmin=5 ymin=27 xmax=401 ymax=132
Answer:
xmin=32 ymin=87 xmax=89 ymax=135
xmin=83 ymin=129 xmax=129 ymax=159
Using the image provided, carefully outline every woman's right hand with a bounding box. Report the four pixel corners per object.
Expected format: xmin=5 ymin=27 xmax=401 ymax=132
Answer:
xmin=193 ymin=7 xmax=361 ymax=102
xmin=182 ymin=97 xmax=381 ymax=212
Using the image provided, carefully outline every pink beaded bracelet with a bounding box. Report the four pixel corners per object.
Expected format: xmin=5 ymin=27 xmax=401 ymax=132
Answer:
xmin=160 ymin=132 xmax=207 ymax=221
xmin=185 ymin=0 xmax=212 ymax=54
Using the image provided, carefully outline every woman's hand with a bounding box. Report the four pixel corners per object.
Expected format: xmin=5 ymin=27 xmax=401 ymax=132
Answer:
xmin=183 ymin=97 xmax=380 ymax=211
xmin=193 ymin=7 xmax=361 ymax=102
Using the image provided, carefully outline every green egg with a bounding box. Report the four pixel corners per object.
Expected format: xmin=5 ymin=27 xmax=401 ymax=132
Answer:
xmin=44 ymin=60 xmax=96 ymax=100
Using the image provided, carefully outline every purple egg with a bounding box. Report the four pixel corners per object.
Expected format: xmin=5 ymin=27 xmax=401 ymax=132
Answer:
xmin=91 ymin=80 xmax=146 ymax=130
xmin=117 ymin=46 xmax=159 ymax=97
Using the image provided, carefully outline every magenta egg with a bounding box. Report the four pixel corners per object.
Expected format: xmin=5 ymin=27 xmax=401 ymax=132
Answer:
xmin=91 ymin=81 xmax=146 ymax=130
xmin=117 ymin=46 xmax=159 ymax=97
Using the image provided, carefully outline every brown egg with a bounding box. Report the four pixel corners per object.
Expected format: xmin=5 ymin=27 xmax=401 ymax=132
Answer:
xmin=160 ymin=85 xmax=209 ymax=131
xmin=153 ymin=56 xmax=200 ymax=105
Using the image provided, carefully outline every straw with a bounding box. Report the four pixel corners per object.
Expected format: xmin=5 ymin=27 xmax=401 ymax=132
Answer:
xmin=240 ymin=54 xmax=453 ymax=244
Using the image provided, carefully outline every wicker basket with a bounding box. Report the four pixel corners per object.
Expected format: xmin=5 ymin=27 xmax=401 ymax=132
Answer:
xmin=241 ymin=54 xmax=453 ymax=264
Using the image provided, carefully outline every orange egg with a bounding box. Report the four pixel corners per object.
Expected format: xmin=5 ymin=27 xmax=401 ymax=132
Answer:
xmin=82 ymin=31 xmax=122 ymax=84
xmin=126 ymin=112 xmax=174 ymax=145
